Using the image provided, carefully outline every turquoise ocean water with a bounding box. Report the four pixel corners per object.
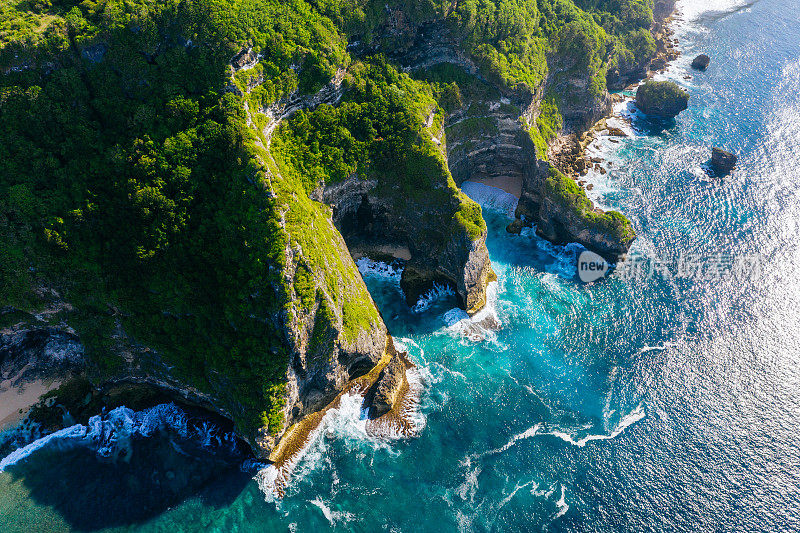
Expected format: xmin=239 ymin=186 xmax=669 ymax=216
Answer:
xmin=2 ymin=0 xmax=800 ymax=530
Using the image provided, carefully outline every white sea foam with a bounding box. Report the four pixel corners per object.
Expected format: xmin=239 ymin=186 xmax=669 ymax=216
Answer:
xmin=412 ymin=282 xmax=456 ymax=313
xmin=0 ymin=424 xmax=86 ymax=471
xmin=256 ymin=368 xmax=426 ymax=500
xmin=0 ymin=403 xmax=205 ymax=471
xmin=441 ymin=281 xmax=503 ymax=344
xmin=255 ymin=395 xmax=369 ymax=501
xmin=310 ymin=497 xmax=355 ymax=526
xmin=638 ymin=341 xmax=679 ymax=354
xmin=541 ymin=403 xmax=646 ymax=447
xmin=355 ymin=257 xmax=402 ymax=282
xmin=468 ymin=403 xmax=646 ymax=466
xmin=460 ymin=181 xmax=519 ymax=218
xmin=553 ymin=484 xmax=569 ymax=519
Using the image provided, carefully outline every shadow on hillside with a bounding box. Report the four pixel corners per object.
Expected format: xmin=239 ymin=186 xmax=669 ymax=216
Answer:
xmin=4 ymin=430 xmax=252 ymax=531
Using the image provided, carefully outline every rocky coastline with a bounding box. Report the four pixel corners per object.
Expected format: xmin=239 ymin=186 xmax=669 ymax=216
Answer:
xmin=543 ymin=1 xmax=681 ymax=209
xmin=0 ymin=0 xmax=681 ymax=480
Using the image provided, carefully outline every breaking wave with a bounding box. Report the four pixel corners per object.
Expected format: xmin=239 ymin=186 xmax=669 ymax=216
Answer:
xmin=0 ymin=403 xmax=238 ymax=472
xmin=355 ymin=257 xmax=403 ymax=282
xmin=255 ymin=363 xmax=426 ymax=501
xmin=412 ymin=282 xmax=456 ymax=313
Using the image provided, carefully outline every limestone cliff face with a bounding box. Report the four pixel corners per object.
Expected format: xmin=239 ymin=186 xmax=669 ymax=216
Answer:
xmin=0 ymin=226 xmax=389 ymax=459
xmin=274 ymin=207 xmax=389 ymax=449
xmin=319 ymin=172 xmax=493 ymax=315
xmin=437 ymin=83 xmax=634 ymax=262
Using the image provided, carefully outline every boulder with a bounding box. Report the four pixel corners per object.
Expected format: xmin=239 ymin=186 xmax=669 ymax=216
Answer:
xmin=691 ymin=54 xmax=711 ymax=71
xmin=363 ymin=350 xmax=407 ymax=418
xmin=710 ymin=148 xmax=737 ymax=174
xmin=635 ymin=80 xmax=689 ymax=118
xmin=506 ymin=219 xmax=525 ymax=234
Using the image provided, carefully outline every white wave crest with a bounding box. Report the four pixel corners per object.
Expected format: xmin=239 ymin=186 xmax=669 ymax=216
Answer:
xmin=0 ymin=403 xmax=234 ymax=471
xmin=256 ymin=363 xmax=428 ymax=500
xmin=355 ymin=257 xmax=403 ymax=281
xmin=469 ymin=403 xmax=646 ymax=466
xmin=440 ymin=281 xmax=503 ymax=344
xmin=638 ymin=341 xmax=679 ymax=354
xmin=539 ymin=403 xmax=646 ymax=447
xmin=310 ymin=497 xmax=355 ymax=526
xmin=412 ymin=282 xmax=456 ymax=313
xmin=460 ymin=181 xmax=519 ymax=218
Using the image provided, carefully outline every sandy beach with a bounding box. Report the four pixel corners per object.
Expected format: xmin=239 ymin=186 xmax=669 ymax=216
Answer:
xmin=0 ymin=375 xmax=59 ymax=430
xmin=461 ymin=175 xmax=522 ymax=199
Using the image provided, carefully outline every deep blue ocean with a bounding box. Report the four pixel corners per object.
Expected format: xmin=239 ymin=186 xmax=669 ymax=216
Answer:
xmin=2 ymin=0 xmax=800 ymax=530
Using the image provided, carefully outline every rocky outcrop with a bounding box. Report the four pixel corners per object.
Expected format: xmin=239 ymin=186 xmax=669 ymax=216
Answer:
xmin=517 ymin=158 xmax=635 ymax=262
xmin=710 ymin=148 xmax=737 ymax=174
xmin=692 ymin=54 xmax=711 ymax=71
xmin=1 ymin=324 xmax=85 ymax=382
xmin=363 ymin=348 xmax=407 ymax=418
xmin=636 ymin=80 xmax=689 ymax=118
xmin=320 ymin=173 xmax=494 ymax=315
xmin=653 ymin=0 xmax=678 ymax=19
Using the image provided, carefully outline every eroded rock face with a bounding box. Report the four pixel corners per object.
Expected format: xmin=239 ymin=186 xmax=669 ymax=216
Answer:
xmin=517 ymin=159 xmax=635 ymax=262
xmin=363 ymin=347 xmax=407 ymax=418
xmin=653 ymin=0 xmax=678 ymax=19
xmin=321 ymin=174 xmax=493 ymax=315
xmin=0 ymin=326 xmax=85 ymax=381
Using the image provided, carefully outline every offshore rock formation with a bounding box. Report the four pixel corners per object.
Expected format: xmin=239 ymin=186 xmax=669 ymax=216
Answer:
xmin=362 ymin=346 xmax=408 ymax=418
xmin=710 ymin=148 xmax=738 ymax=175
xmin=636 ymin=80 xmax=690 ymax=118
xmin=692 ymin=54 xmax=711 ymax=71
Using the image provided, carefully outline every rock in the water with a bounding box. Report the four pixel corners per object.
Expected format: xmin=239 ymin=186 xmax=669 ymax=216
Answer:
xmin=710 ymin=148 xmax=737 ymax=174
xmin=635 ymin=80 xmax=689 ymax=118
xmin=607 ymin=127 xmax=628 ymax=137
xmin=691 ymin=54 xmax=711 ymax=71
xmin=363 ymin=349 xmax=408 ymax=418
xmin=506 ymin=219 xmax=524 ymax=234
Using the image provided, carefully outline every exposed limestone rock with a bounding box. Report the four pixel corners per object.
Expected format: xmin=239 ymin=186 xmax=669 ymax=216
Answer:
xmin=363 ymin=348 xmax=407 ymax=418
xmin=506 ymin=219 xmax=525 ymax=234
xmin=517 ymin=158 xmax=635 ymax=262
xmin=321 ymin=174 xmax=493 ymax=316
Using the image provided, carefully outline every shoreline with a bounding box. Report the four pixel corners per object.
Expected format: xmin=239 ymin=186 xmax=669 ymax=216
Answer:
xmin=547 ymin=5 xmax=683 ymax=191
xmin=462 ymin=175 xmax=522 ymax=199
xmin=0 ymin=375 xmax=61 ymax=432
xmin=257 ymin=341 xmax=422 ymax=499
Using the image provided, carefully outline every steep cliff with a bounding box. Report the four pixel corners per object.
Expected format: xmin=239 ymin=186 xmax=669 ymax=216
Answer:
xmin=0 ymin=0 xmax=669 ymax=459
xmin=0 ymin=0 xmax=390 ymax=456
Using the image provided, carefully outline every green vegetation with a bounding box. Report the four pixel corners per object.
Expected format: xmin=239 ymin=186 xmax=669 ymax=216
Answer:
xmin=635 ymin=79 xmax=689 ymax=117
xmin=0 ymin=0 xmax=646 ymax=446
xmin=0 ymin=0 xmax=364 ymax=441
xmin=272 ymin=57 xmax=486 ymax=248
xmin=543 ymin=166 xmax=635 ymax=242
xmin=529 ymin=94 xmax=563 ymax=158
